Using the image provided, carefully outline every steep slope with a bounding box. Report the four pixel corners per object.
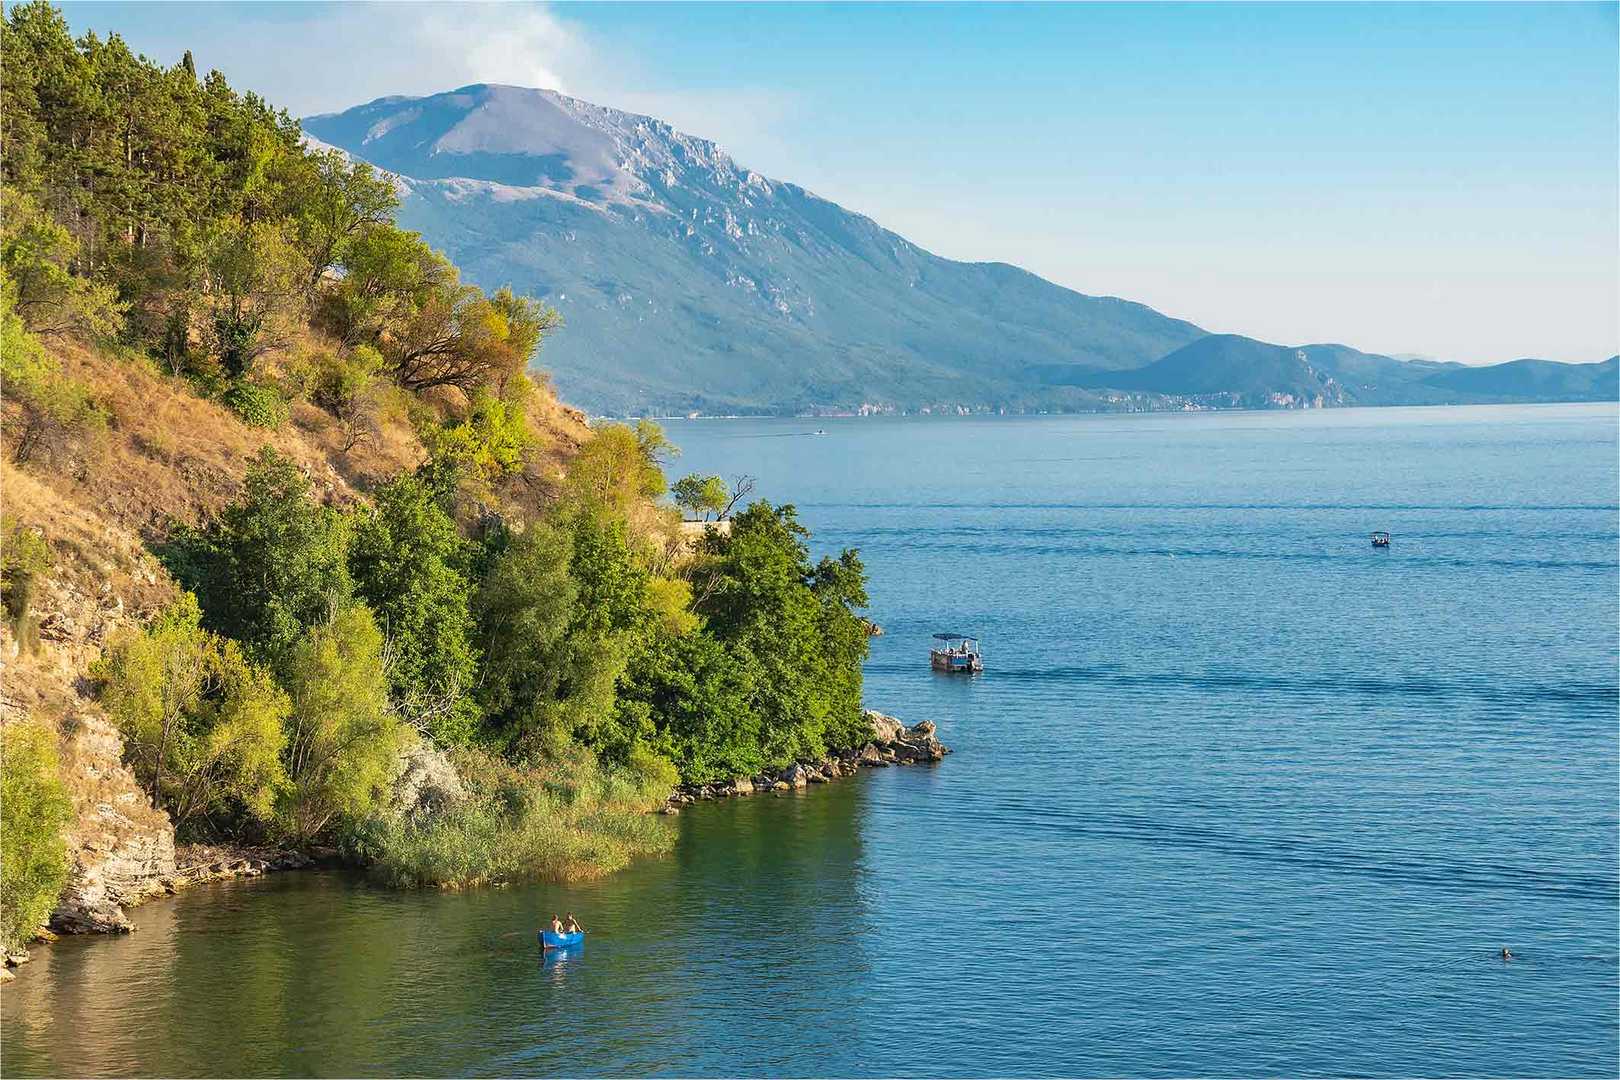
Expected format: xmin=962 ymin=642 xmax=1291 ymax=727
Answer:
xmin=305 ymin=85 xmax=1207 ymax=415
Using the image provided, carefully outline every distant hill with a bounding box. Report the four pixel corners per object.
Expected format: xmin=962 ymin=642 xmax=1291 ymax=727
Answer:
xmin=307 ymin=84 xmax=1615 ymax=415
xmin=305 ymin=85 xmax=1206 ymax=415
xmin=1421 ymin=356 xmax=1619 ymax=402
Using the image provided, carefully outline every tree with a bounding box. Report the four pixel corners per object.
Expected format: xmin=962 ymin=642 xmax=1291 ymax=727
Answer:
xmin=295 ymin=149 xmax=398 ymax=289
xmin=203 ymin=218 xmax=308 ymax=377
xmin=348 ymin=474 xmax=480 ymax=745
xmin=0 ymin=190 xmax=124 ymax=339
xmin=672 ymin=474 xmax=728 ymax=521
xmin=0 ymin=718 xmax=73 ymax=952
xmin=475 ymin=519 xmax=578 ymax=737
xmin=383 ymin=277 xmax=560 ymax=394
xmin=691 ymin=501 xmax=871 ymax=765
xmin=162 ymin=447 xmax=352 ymax=666
xmin=307 ymin=344 xmax=385 ymax=451
xmin=94 ymin=594 xmax=289 ymax=832
xmin=1 ymin=279 xmax=107 ymax=467
xmin=277 ymin=604 xmax=408 ymax=844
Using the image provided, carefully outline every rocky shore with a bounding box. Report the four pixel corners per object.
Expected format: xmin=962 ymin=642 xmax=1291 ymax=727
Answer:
xmin=9 ymin=707 xmax=944 ymax=973
xmin=666 ymin=709 xmax=948 ymax=808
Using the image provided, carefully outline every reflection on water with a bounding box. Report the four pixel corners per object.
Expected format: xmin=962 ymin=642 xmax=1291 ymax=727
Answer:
xmin=4 ymin=406 xmax=1617 ymax=1077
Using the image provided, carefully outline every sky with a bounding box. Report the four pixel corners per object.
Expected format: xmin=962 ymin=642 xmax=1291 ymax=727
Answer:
xmin=56 ymin=1 xmax=1620 ymax=364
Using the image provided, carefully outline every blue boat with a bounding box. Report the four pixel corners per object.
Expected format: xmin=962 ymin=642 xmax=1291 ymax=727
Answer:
xmin=539 ymin=929 xmax=584 ymax=949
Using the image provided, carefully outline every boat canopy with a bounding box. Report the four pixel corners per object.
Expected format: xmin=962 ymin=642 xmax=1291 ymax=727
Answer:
xmin=932 ymin=632 xmax=978 ymax=641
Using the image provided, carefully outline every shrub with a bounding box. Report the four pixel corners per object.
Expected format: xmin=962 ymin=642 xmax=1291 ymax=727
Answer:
xmin=277 ymin=604 xmax=408 ymax=844
xmin=0 ymin=719 xmax=73 ymax=951
xmin=348 ymin=742 xmax=674 ymax=889
xmin=94 ymin=594 xmax=289 ymax=832
xmin=221 ymin=379 xmax=290 ymax=429
xmin=1 ymin=517 xmax=51 ymax=652
xmin=1 ymin=284 xmax=109 ymax=467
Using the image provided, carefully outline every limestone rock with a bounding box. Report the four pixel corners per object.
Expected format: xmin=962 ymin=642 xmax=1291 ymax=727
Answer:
xmin=864 ymin=709 xmax=905 ymax=744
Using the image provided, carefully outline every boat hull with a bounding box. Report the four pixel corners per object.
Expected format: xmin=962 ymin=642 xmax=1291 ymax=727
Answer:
xmin=930 ymin=650 xmax=983 ymax=673
xmin=539 ymin=930 xmax=585 ymax=949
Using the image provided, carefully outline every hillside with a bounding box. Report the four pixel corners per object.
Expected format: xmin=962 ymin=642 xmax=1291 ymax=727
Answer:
xmin=304 ymin=84 xmax=1209 ymax=415
xmin=0 ymin=4 xmax=883 ymax=952
xmin=1421 ymin=356 xmax=1619 ymax=402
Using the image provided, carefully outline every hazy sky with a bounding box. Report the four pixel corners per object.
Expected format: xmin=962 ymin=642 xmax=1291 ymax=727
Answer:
xmin=58 ymin=1 xmax=1619 ymax=364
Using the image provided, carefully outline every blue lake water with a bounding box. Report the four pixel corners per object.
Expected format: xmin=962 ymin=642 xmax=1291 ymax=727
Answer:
xmin=5 ymin=404 xmax=1616 ymax=1077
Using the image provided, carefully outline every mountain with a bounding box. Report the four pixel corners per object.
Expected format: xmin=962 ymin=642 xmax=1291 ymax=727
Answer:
xmin=1420 ymin=356 xmax=1619 ymax=402
xmin=304 ymin=85 xmax=1207 ymax=415
xmin=306 ymin=85 xmax=1615 ymax=415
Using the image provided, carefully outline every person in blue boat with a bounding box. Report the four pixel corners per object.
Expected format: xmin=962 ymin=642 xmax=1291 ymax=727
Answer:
xmin=563 ymin=913 xmax=583 ymax=934
xmin=549 ymin=914 xmax=563 ymax=935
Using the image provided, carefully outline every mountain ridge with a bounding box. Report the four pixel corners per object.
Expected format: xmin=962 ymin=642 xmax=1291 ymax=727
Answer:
xmin=305 ymin=84 xmax=1616 ymax=415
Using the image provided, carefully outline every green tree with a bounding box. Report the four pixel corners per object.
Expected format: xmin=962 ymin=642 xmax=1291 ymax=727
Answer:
xmin=349 ymin=474 xmax=480 ymax=745
xmin=94 ymin=594 xmax=289 ymax=831
xmin=692 ymin=501 xmax=871 ymax=765
xmin=0 ymin=719 xmax=73 ymax=952
xmin=672 ymin=474 xmax=728 ymax=521
xmin=2 ymin=517 xmax=53 ymax=652
xmin=0 ymin=189 xmax=124 ymax=339
xmin=295 ymin=149 xmax=398 ymax=288
xmin=203 ymin=218 xmax=308 ymax=377
xmin=162 ymin=447 xmax=352 ymax=666
xmin=277 ymin=604 xmax=408 ymax=844
xmin=1 ymin=279 xmax=108 ymax=467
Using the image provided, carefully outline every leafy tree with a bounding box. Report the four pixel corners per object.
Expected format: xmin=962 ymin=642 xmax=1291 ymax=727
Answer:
xmin=474 ymin=519 xmax=577 ymax=738
xmin=672 ymin=474 xmax=728 ymax=521
xmin=417 ymin=377 xmax=536 ymax=497
xmin=307 ymin=344 xmax=386 ymax=451
xmin=1 ymin=280 xmax=108 ymax=467
xmin=619 ymin=628 xmax=762 ymax=782
xmin=295 ymin=149 xmax=398 ymax=289
xmin=94 ymin=593 xmax=289 ymax=832
xmin=566 ymin=420 xmax=673 ymax=517
xmin=318 ymin=224 xmax=451 ymax=348
xmin=203 ymin=218 xmax=308 ymax=377
xmin=277 ymin=604 xmax=408 ymax=844
xmin=162 ymin=447 xmax=352 ymax=665
xmin=692 ymin=501 xmax=871 ymax=765
xmin=0 ymin=718 xmax=72 ymax=952
xmin=348 ymin=474 xmax=480 ymax=745
xmin=383 ymin=277 xmax=560 ymax=393
xmin=0 ymin=190 xmax=124 ymax=339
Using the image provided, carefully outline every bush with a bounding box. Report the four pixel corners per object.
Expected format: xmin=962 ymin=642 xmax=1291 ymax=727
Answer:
xmin=93 ymin=594 xmax=289 ymax=833
xmin=1 ymin=517 xmax=51 ymax=652
xmin=1 ymin=283 xmax=108 ymax=467
xmin=348 ymin=742 xmax=675 ymax=889
xmin=221 ymin=379 xmax=289 ymax=429
xmin=0 ymin=719 xmax=73 ymax=951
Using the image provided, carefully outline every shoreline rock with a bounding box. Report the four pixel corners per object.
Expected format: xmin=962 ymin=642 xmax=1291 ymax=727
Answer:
xmin=669 ymin=709 xmax=949 ymax=806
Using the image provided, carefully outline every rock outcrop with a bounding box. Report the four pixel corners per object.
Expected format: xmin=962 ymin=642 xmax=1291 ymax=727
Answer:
xmin=48 ymin=711 xmax=176 ymax=935
xmin=670 ymin=709 xmax=950 ymax=805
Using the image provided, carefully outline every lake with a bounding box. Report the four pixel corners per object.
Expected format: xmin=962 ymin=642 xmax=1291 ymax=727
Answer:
xmin=5 ymin=404 xmax=1616 ymax=1077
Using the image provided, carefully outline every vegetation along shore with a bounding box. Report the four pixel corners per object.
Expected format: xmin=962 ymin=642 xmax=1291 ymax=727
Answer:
xmin=0 ymin=1 xmax=943 ymax=973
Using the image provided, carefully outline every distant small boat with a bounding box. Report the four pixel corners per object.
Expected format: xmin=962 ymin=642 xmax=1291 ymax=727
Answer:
xmin=930 ymin=632 xmax=983 ymax=674
xmin=539 ymin=930 xmax=584 ymax=949
xmin=1371 ymin=531 xmax=1391 ymax=547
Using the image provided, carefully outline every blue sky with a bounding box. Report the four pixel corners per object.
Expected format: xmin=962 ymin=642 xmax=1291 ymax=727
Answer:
xmin=57 ymin=2 xmax=1619 ymax=363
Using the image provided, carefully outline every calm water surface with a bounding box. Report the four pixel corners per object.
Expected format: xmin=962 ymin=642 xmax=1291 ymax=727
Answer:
xmin=6 ymin=405 xmax=1617 ymax=1077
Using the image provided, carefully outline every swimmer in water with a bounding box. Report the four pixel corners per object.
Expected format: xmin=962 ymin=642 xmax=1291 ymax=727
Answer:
xmin=1500 ymin=947 xmax=1513 ymax=960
